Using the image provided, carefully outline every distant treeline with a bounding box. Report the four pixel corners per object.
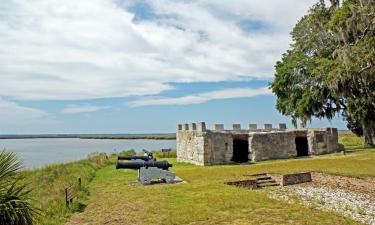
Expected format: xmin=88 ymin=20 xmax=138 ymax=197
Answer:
xmin=0 ymin=134 xmax=176 ymax=140
xmin=0 ymin=135 xmax=79 ymax=139
xmin=80 ymin=135 xmax=176 ymax=140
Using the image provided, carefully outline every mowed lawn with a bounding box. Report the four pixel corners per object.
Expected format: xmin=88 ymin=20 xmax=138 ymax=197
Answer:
xmin=66 ymin=147 xmax=375 ymax=225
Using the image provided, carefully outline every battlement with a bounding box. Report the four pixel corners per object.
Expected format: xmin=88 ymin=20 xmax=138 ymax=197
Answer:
xmin=176 ymin=122 xmax=288 ymax=132
xmin=176 ymin=121 xmax=340 ymax=166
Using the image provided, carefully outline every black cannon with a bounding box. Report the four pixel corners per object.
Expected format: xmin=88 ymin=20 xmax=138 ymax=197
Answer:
xmin=116 ymin=160 xmax=172 ymax=170
xmin=116 ymin=160 xmax=175 ymax=184
xmin=117 ymin=155 xmax=153 ymax=161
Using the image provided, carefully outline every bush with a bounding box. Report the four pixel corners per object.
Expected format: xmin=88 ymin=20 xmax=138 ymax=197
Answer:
xmin=152 ymin=150 xmax=177 ymax=159
xmin=0 ymin=151 xmax=37 ymax=225
xmin=118 ymin=149 xmax=137 ymax=157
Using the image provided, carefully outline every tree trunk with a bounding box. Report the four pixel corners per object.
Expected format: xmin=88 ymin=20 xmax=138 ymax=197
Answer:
xmin=363 ymin=127 xmax=374 ymax=146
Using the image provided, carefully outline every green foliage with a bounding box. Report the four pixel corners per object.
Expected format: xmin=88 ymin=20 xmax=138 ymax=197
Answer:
xmin=270 ymin=0 xmax=375 ymax=145
xmin=152 ymin=150 xmax=177 ymax=159
xmin=0 ymin=151 xmax=37 ymax=225
xmin=80 ymin=135 xmax=176 ymax=140
xmin=118 ymin=149 xmax=137 ymax=157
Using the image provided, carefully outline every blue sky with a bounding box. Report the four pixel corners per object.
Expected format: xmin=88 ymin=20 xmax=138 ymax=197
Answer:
xmin=0 ymin=0 xmax=346 ymax=134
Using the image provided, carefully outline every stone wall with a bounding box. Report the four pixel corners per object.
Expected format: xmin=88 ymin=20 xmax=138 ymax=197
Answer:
xmin=308 ymin=128 xmax=339 ymax=155
xmin=176 ymin=131 xmax=206 ymax=166
xmin=207 ymin=132 xmax=233 ymax=165
xmin=177 ymin=122 xmax=238 ymax=165
xmin=177 ymin=122 xmax=340 ymax=166
xmin=249 ymin=131 xmax=297 ymax=162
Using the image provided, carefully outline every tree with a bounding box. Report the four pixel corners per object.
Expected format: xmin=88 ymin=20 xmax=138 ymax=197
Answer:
xmin=0 ymin=151 xmax=37 ymax=225
xmin=270 ymin=0 xmax=375 ymax=146
xmin=271 ymin=2 xmax=342 ymax=127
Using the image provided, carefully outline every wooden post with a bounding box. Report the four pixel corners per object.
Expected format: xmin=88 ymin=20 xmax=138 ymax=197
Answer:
xmin=65 ymin=185 xmax=76 ymax=208
xmin=78 ymin=177 xmax=82 ymax=190
xmin=65 ymin=188 xmax=69 ymax=207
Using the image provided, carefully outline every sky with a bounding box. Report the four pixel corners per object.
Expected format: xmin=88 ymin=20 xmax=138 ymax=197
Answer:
xmin=0 ymin=0 xmax=346 ymax=134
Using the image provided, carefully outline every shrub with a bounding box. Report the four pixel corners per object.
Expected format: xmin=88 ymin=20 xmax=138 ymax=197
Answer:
xmin=118 ymin=149 xmax=137 ymax=157
xmin=152 ymin=150 xmax=177 ymax=159
xmin=0 ymin=151 xmax=37 ymax=225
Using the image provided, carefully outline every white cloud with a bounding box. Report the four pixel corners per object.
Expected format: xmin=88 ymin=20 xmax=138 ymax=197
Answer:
xmin=128 ymin=86 xmax=272 ymax=107
xmin=0 ymin=98 xmax=48 ymax=123
xmin=0 ymin=0 xmax=315 ymax=100
xmin=62 ymin=104 xmax=109 ymax=114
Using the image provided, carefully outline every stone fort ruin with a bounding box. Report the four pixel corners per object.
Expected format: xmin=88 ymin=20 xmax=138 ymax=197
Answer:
xmin=176 ymin=122 xmax=340 ymax=166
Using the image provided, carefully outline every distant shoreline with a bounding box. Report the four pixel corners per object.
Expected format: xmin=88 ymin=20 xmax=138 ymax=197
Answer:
xmin=0 ymin=134 xmax=176 ymax=140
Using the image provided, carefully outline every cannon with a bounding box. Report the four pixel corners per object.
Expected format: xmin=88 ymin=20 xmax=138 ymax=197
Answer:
xmin=116 ymin=160 xmax=176 ymax=185
xmin=117 ymin=155 xmax=154 ymax=161
xmin=116 ymin=160 xmax=172 ymax=170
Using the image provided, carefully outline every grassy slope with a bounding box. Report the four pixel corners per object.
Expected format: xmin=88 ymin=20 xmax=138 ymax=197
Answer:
xmin=21 ymin=154 xmax=111 ymax=225
xmin=66 ymin=136 xmax=375 ymax=225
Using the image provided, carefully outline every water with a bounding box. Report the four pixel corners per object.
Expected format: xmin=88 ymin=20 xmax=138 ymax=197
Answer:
xmin=0 ymin=138 xmax=176 ymax=169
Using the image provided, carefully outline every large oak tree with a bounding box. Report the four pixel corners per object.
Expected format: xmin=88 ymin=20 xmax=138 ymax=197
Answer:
xmin=270 ymin=0 xmax=375 ymax=146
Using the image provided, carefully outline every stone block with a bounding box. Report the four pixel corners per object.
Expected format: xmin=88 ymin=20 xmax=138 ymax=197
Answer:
xmin=249 ymin=124 xmax=257 ymax=130
xmin=196 ymin=122 xmax=206 ymax=132
xmin=264 ymin=124 xmax=273 ymax=130
xmin=189 ymin=123 xmax=197 ymax=131
xmin=281 ymin=172 xmax=312 ymax=186
xmin=233 ymin=124 xmax=241 ymax=130
xmin=215 ymin=124 xmax=224 ymax=131
xmin=279 ymin=123 xmax=287 ymax=130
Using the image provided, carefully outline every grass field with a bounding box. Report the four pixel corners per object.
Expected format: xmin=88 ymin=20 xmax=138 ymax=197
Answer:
xmin=23 ymin=133 xmax=375 ymax=225
xmin=65 ymin=136 xmax=375 ymax=225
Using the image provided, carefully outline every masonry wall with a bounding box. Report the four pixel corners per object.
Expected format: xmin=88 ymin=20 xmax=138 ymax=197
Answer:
xmin=206 ymin=132 xmax=233 ymax=165
xmin=249 ymin=131 xmax=297 ymax=162
xmin=308 ymin=128 xmax=340 ymax=155
xmin=176 ymin=131 xmax=206 ymax=166
xmin=177 ymin=122 xmax=341 ymax=166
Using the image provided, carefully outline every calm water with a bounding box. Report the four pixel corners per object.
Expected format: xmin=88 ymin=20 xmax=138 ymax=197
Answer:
xmin=0 ymin=138 xmax=176 ymax=169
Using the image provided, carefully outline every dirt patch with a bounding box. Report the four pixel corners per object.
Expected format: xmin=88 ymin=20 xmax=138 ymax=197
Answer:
xmin=307 ymin=172 xmax=375 ymax=198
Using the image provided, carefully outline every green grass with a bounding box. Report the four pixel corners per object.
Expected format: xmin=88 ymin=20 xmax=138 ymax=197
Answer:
xmin=21 ymin=153 xmax=112 ymax=225
xmin=65 ymin=134 xmax=375 ymax=225
xmin=338 ymin=132 xmax=367 ymax=149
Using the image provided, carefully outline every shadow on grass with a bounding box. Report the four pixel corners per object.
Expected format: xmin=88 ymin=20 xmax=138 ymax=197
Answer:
xmin=73 ymin=202 xmax=87 ymax=213
xmin=344 ymin=147 xmax=374 ymax=154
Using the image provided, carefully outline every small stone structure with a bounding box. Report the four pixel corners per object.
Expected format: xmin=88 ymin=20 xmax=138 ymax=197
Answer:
xmin=176 ymin=122 xmax=340 ymax=166
xmin=270 ymin=172 xmax=312 ymax=186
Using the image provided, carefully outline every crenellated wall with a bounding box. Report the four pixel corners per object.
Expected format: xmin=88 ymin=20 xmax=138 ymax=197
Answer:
xmin=176 ymin=122 xmax=341 ymax=166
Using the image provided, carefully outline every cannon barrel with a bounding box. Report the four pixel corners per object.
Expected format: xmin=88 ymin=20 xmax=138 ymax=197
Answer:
xmin=117 ymin=156 xmax=152 ymax=161
xmin=116 ymin=160 xmax=172 ymax=170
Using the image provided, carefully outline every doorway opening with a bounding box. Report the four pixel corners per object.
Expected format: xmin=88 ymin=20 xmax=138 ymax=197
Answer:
xmin=232 ymin=139 xmax=249 ymax=163
xmin=295 ymin=137 xmax=309 ymax=156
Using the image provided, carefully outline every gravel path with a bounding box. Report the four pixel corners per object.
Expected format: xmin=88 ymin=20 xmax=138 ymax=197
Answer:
xmin=268 ymin=185 xmax=375 ymax=225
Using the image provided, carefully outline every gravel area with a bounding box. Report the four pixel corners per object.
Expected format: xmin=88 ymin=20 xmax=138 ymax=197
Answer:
xmin=268 ymin=185 xmax=375 ymax=225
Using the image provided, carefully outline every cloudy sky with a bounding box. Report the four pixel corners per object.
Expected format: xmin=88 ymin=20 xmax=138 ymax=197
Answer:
xmin=0 ymin=0 xmax=345 ymax=134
